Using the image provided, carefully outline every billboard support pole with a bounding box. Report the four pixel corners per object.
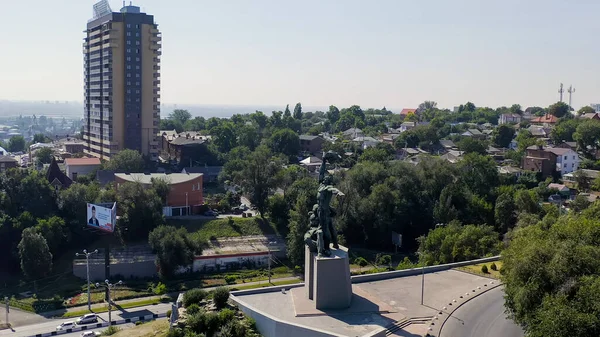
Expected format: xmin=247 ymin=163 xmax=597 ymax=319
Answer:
xmin=105 ymin=243 xmax=110 ymax=301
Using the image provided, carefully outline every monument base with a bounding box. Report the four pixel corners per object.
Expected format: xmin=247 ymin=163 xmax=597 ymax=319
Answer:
xmin=304 ymin=245 xmax=352 ymax=310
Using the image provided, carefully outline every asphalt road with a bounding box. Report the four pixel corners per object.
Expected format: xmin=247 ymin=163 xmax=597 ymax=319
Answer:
xmin=0 ymin=303 xmax=171 ymax=337
xmin=440 ymin=286 xmax=524 ymax=337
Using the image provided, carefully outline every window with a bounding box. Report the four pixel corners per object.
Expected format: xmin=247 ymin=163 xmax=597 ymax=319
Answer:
xmin=573 ymin=156 xmax=576 ymax=160
xmin=136 ymin=90 xmax=140 ymax=94
xmin=127 ymin=73 xmax=131 ymax=77
xmin=192 ymin=184 xmax=196 ymax=191
xmin=127 ymin=81 xmax=131 ymax=85
xmin=136 ymin=24 xmax=140 ymax=29
xmin=126 ymin=65 xmax=131 ymax=69
xmin=127 ymin=24 xmax=131 ymax=28
xmin=136 ymin=73 xmax=140 ymax=78
xmin=136 ymin=41 xmax=140 ymax=46
xmin=127 ymin=89 xmax=131 ymax=94
xmin=126 ymin=40 xmax=131 ymax=45
xmin=564 ymin=163 xmax=567 ymax=168
xmin=136 ymin=49 xmax=140 ymax=54
xmin=197 ymin=182 xmax=201 ymax=190
xmin=127 ymin=48 xmax=131 ymax=53
xmin=126 ymin=32 xmax=131 ymax=37
xmin=135 ymin=81 xmax=140 ymax=86
xmin=136 ymin=32 xmax=140 ymax=37
xmin=126 ymin=57 xmax=131 ymax=61
xmin=136 ymin=65 xmax=140 ymax=70
xmin=572 ymin=163 xmax=574 ymax=168
xmin=72 ymin=172 xmax=78 ymax=180
xmin=564 ymin=156 xmax=567 ymax=160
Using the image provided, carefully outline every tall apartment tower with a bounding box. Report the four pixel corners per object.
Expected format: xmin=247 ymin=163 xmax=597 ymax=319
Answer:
xmin=83 ymin=0 xmax=160 ymax=161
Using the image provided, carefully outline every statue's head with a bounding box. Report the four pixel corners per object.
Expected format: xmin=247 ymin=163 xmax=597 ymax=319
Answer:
xmin=312 ymin=204 xmax=319 ymax=212
xmin=323 ymin=174 xmax=333 ymax=185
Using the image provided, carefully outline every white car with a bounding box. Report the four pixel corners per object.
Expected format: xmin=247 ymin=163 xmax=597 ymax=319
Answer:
xmin=76 ymin=314 xmax=98 ymax=324
xmin=56 ymin=321 xmax=76 ymax=331
xmin=81 ymin=331 xmax=99 ymax=337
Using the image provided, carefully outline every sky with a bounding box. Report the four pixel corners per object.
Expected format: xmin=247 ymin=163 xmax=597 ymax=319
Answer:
xmin=1 ymin=0 xmax=599 ymax=111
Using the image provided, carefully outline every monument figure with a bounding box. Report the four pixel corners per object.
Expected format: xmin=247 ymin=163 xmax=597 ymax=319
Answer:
xmin=304 ymin=151 xmax=344 ymax=257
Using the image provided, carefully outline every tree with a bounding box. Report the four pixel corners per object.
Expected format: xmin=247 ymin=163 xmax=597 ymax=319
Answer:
xmin=502 ymin=213 xmax=600 ymax=337
xmin=326 ymin=105 xmax=340 ymax=130
xmin=417 ymin=101 xmax=437 ymax=114
xmin=574 ymin=119 xmax=600 ymax=158
xmin=550 ymin=119 xmax=581 ymax=144
xmin=35 ymin=216 xmax=69 ymax=256
xmin=293 ymin=103 xmax=303 ymax=120
xmin=359 ymin=146 xmax=394 ymax=162
xmin=267 ymin=194 xmax=289 ymax=232
xmin=103 ymin=149 xmax=144 ymax=172
xmin=569 ymin=195 xmax=591 ymax=213
xmin=235 ymin=146 xmax=281 ymax=217
xmin=237 ymin=124 xmax=260 ymax=151
xmin=268 ymin=128 xmax=299 ymax=158
xmin=160 ymin=119 xmax=183 ymax=133
xmin=36 ymin=147 xmax=54 ymax=166
xmin=509 ymin=104 xmax=523 ymax=115
xmin=492 ymin=124 xmax=516 ymax=148
xmin=495 ymin=192 xmax=516 ymax=232
xmin=212 ymin=287 xmax=230 ymax=309
xmin=149 ymin=225 xmax=198 ymax=278
xmin=286 ymin=178 xmax=318 ymax=265
xmin=184 ymin=117 xmax=206 ymax=131
xmin=457 ymin=153 xmax=499 ymax=197
xmin=116 ymin=182 xmax=165 ymax=242
xmin=211 ymin=122 xmax=238 ymax=153
xmin=547 ymin=101 xmax=570 ymax=118
xmin=151 ymin=177 xmax=170 ymax=205
xmin=457 ymin=137 xmax=487 ymax=154
xmin=7 ymin=135 xmax=26 ymax=152
xmin=169 ymin=109 xmax=192 ymax=125
xmin=32 ymin=134 xmax=49 ymax=143
xmin=418 ymin=222 xmax=500 ymax=266
xmin=577 ymin=106 xmax=595 ymax=115
xmin=18 ymin=227 xmax=52 ymax=279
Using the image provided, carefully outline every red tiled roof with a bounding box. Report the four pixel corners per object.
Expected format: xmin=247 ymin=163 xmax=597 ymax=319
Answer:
xmin=530 ymin=114 xmax=558 ymax=123
xmin=64 ymin=157 xmax=101 ymax=166
xmin=400 ymin=108 xmax=417 ymax=115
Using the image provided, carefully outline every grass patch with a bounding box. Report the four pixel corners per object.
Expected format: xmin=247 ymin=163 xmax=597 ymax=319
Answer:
xmin=60 ymin=298 xmax=163 ymax=318
xmin=110 ymin=320 xmax=168 ymax=337
xmin=455 ymin=261 xmax=503 ymax=279
xmin=230 ymin=279 xmax=301 ymax=291
xmin=168 ymin=217 xmax=277 ymax=242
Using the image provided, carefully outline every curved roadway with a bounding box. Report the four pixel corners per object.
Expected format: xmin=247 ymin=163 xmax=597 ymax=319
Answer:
xmin=439 ymin=286 xmax=524 ymax=337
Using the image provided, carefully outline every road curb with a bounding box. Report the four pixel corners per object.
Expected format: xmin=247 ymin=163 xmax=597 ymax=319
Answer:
xmin=30 ymin=313 xmax=167 ymax=337
xmin=426 ymin=281 xmax=503 ymax=337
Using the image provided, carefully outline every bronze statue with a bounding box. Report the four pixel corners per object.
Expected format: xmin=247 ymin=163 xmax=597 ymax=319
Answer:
xmin=304 ymin=151 xmax=344 ymax=257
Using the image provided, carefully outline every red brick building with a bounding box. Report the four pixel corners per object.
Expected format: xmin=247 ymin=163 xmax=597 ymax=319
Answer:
xmin=114 ymin=172 xmax=203 ymax=216
xmin=522 ymin=146 xmax=557 ymax=178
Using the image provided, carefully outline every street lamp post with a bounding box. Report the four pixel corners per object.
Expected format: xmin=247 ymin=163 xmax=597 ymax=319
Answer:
xmin=267 ymin=241 xmax=276 ymax=284
xmin=76 ymin=249 xmax=98 ymax=311
xmin=97 ymin=280 xmax=122 ymax=326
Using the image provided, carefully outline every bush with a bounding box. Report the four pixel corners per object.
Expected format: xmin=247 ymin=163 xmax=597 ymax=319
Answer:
xmin=204 ymin=312 xmax=221 ymax=336
xmin=224 ymin=275 xmax=236 ymax=285
xmin=154 ymin=282 xmax=167 ymax=295
xmin=490 ymin=262 xmax=497 ymax=271
xmin=183 ymin=289 xmax=208 ymax=308
xmin=186 ymin=304 xmax=201 ymax=315
xmin=102 ymin=326 xmax=121 ymax=336
xmin=481 ymin=264 xmax=489 ymax=274
xmin=167 ymin=309 xmax=172 ymax=318
xmin=218 ymin=320 xmax=247 ymax=337
xmin=187 ymin=312 xmax=207 ymax=333
xmin=354 ymin=257 xmax=368 ymax=268
xmin=166 ymin=327 xmax=184 ymax=337
xmin=218 ymin=308 xmax=236 ymax=324
xmin=213 ymin=287 xmax=230 ymax=309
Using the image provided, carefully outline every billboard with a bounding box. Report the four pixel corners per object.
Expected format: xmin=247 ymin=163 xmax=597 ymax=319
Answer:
xmin=87 ymin=202 xmax=116 ymax=233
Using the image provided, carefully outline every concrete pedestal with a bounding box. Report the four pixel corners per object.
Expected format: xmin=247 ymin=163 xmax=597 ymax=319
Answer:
xmin=304 ymin=245 xmax=352 ymax=310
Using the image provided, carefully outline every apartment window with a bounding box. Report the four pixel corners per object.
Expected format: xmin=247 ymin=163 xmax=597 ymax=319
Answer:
xmin=127 ymin=48 xmax=131 ymax=53
xmin=126 ymin=57 xmax=131 ymax=61
xmin=564 ymin=156 xmax=567 ymax=160
xmin=564 ymin=163 xmax=567 ymax=168
xmin=136 ymin=65 xmax=140 ymax=70
xmin=127 ymin=73 xmax=131 ymax=78
xmin=192 ymin=184 xmax=196 ymax=191
xmin=127 ymin=40 xmax=131 ymax=45
xmin=136 ymin=41 xmax=140 ymax=46
xmin=126 ymin=32 xmax=131 ymax=37
xmin=127 ymin=81 xmax=131 ymax=85
xmin=136 ymin=49 xmax=140 ymax=54
xmin=136 ymin=32 xmax=140 ymax=37
xmin=197 ymin=182 xmax=201 ymax=190
xmin=572 ymin=163 xmax=575 ymax=168
xmin=127 ymin=24 xmax=131 ymax=28
xmin=127 ymin=89 xmax=131 ymax=94
xmin=136 ymin=57 xmax=140 ymax=62
xmin=573 ymin=156 xmax=576 ymax=160
xmin=136 ymin=90 xmax=140 ymax=94
xmin=136 ymin=73 xmax=140 ymax=78
xmin=136 ymin=24 xmax=140 ymax=29
xmin=126 ymin=65 xmax=131 ymax=70
xmin=135 ymin=81 xmax=140 ymax=86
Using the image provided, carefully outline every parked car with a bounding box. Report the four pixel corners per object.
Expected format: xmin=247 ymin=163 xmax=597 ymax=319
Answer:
xmin=81 ymin=331 xmax=99 ymax=337
xmin=76 ymin=313 xmax=98 ymax=324
xmin=57 ymin=322 xmax=76 ymax=331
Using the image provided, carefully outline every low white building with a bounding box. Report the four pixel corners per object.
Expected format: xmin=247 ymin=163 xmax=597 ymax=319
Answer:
xmin=545 ymin=148 xmax=581 ymax=176
xmin=353 ymin=136 xmax=380 ymax=150
xmin=65 ymin=157 xmax=101 ymax=181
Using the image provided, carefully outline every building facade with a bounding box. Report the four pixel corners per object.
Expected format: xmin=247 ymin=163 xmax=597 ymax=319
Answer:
xmin=546 ymin=148 xmax=580 ymax=176
xmin=83 ymin=0 xmax=161 ymax=161
xmin=65 ymin=157 xmax=102 ymax=181
xmin=299 ymin=135 xmax=324 ymax=155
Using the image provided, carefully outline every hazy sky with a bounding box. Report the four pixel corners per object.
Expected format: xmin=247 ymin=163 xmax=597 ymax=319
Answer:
xmin=1 ymin=0 xmax=599 ymax=110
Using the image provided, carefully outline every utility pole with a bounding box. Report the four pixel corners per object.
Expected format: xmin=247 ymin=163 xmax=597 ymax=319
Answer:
xmin=558 ymin=83 xmax=564 ymax=102
xmin=76 ymin=249 xmax=98 ymax=311
xmin=98 ymin=280 xmax=122 ymax=326
xmin=568 ymin=85 xmax=575 ymax=109
xmin=4 ymin=297 xmax=8 ymax=327
xmin=267 ymin=241 xmax=276 ymax=284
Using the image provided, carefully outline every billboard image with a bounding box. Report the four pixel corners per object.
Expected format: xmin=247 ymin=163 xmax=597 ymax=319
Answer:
xmin=87 ymin=202 xmax=116 ymax=233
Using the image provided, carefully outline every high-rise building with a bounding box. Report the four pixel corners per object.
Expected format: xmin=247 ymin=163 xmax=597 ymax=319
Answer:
xmin=83 ymin=0 xmax=160 ymax=161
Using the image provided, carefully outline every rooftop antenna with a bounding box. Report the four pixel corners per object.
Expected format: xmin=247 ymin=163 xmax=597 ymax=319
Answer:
xmin=558 ymin=83 xmax=564 ymax=102
xmin=568 ymin=85 xmax=575 ymax=109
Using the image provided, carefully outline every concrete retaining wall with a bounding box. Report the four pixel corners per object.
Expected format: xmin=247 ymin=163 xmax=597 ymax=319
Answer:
xmin=351 ymin=256 xmax=500 ymax=284
xmin=73 ymin=260 xmax=157 ymax=281
xmin=233 ymin=296 xmax=346 ymax=337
